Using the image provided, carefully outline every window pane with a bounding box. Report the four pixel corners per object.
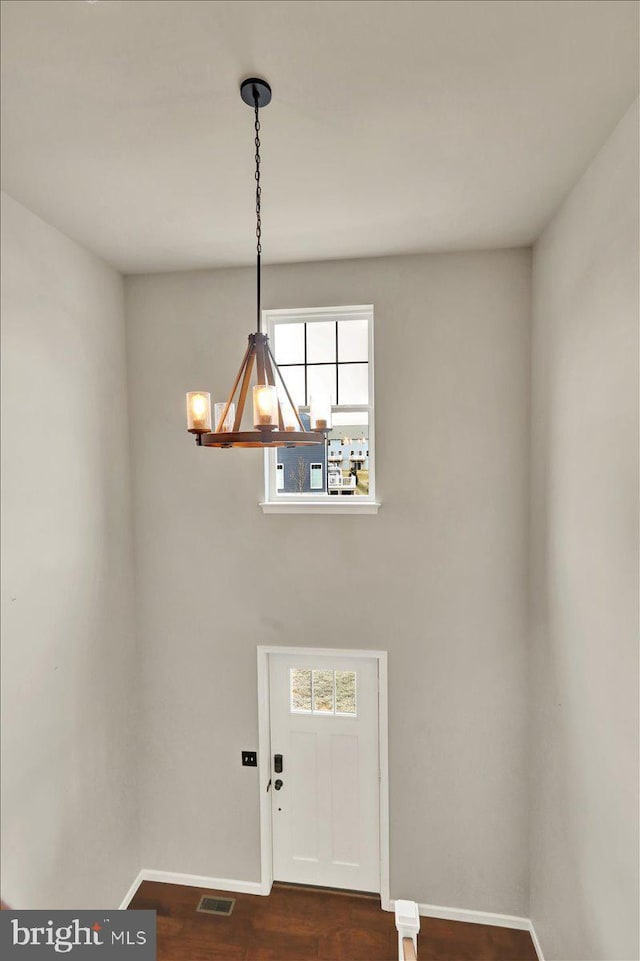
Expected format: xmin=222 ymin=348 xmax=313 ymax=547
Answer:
xmin=279 ymin=365 xmax=306 ymax=407
xmin=307 ymin=321 xmax=336 ymax=363
xmin=335 ymin=671 xmax=356 ymax=715
xmin=338 ymin=363 xmax=369 ymax=404
xmin=274 ymin=323 xmax=305 ymax=364
xmin=308 ymin=364 xmax=337 ymax=405
xmin=275 ymin=387 xmax=300 ymax=432
xmin=330 ymin=411 xmax=368 ymax=427
xmin=309 ymin=463 xmax=323 ymax=490
xmin=313 ymin=670 xmax=334 ymax=712
xmin=326 ymin=417 xmax=369 ymax=496
xmin=291 ymin=669 xmax=312 ymax=712
xmin=338 ymin=319 xmax=368 ymax=362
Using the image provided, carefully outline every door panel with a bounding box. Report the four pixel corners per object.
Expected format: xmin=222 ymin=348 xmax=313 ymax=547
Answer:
xmin=291 ymin=730 xmax=318 ymax=861
xmin=330 ymin=733 xmax=359 ymax=865
xmin=270 ymin=653 xmax=380 ymax=892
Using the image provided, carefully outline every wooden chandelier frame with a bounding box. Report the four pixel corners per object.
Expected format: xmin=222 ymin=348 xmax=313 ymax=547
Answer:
xmin=192 ymin=332 xmax=324 ymax=448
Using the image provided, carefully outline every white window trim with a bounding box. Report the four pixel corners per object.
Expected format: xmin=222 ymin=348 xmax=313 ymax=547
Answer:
xmin=261 ymin=304 xmax=380 ymax=514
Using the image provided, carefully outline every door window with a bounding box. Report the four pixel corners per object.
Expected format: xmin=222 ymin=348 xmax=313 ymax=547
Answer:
xmin=290 ymin=668 xmax=357 ymax=717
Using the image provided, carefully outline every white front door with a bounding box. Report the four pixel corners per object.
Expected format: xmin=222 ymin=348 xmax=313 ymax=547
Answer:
xmin=269 ymin=652 xmax=380 ymax=892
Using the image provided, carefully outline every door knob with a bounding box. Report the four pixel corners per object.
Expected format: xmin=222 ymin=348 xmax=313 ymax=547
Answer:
xmin=274 ymin=779 xmax=283 ymax=791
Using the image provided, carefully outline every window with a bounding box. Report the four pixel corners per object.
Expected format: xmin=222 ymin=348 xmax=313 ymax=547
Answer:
xmin=309 ymin=463 xmax=323 ymax=490
xmin=262 ymin=305 xmax=378 ymax=513
xmin=290 ymin=668 xmax=357 ymax=716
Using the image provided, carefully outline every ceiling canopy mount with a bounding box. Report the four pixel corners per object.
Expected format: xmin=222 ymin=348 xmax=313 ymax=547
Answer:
xmin=239 ymin=77 xmax=272 ymax=109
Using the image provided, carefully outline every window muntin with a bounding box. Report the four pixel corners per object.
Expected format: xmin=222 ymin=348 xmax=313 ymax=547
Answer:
xmin=265 ymin=306 xmax=375 ymax=504
xmin=274 ymin=313 xmax=370 ymax=408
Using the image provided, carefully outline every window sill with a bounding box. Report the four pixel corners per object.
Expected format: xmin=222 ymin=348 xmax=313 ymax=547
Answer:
xmin=260 ymin=501 xmax=381 ymax=515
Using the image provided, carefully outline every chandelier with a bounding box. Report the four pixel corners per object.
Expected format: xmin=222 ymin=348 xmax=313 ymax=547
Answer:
xmin=186 ymin=78 xmax=326 ymax=449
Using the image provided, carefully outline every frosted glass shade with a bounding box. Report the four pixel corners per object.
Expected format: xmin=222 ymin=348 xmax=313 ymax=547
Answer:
xmin=214 ymin=402 xmax=235 ymax=432
xmin=310 ymin=394 xmax=332 ymax=431
xmin=186 ymin=391 xmax=211 ymax=432
xmin=253 ymin=384 xmax=278 ymax=429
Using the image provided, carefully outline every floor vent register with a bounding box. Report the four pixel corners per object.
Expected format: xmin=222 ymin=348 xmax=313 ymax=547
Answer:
xmin=196 ymin=896 xmax=235 ymax=917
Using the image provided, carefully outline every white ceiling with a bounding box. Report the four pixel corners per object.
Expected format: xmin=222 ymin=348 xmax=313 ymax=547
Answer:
xmin=1 ymin=0 xmax=638 ymax=274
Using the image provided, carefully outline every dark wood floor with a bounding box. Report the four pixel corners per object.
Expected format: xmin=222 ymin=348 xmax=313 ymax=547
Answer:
xmin=128 ymin=880 xmax=538 ymax=961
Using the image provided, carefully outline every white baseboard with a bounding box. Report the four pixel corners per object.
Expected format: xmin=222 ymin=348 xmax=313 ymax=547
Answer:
xmin=121 ymin=868 xmax=269 ymax=906
xmin=119 ymin=871 xmax=145 ymax=909
xmin=418 ymin=902 xmax=530 ymax=930
xmin=528 ymin=920 xmax=545 ymax=961
xmin=121 ymin=871 xmax=539 ymax=953
xmin=388 ymin=898 xmax=530 ymax=931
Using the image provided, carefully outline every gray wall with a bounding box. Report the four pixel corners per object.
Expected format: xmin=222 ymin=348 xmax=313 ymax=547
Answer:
xmin=530 ymin=102 xmax=639 ymax=960
xmin=125 ymin=248 xmax=531 ymax=915
xmin=0 ymin=193 xmax=139 ymax=908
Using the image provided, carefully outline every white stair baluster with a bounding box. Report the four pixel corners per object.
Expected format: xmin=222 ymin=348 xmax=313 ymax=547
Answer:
xmin=394 ymin=900 xmax=420 ymax=960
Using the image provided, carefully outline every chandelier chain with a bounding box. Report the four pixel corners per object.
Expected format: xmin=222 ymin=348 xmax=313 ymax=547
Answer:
xmin=254 ymin=99 xmax=261 ymax=256
xmin=186 ymin=78 xmax=326 ymax=447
